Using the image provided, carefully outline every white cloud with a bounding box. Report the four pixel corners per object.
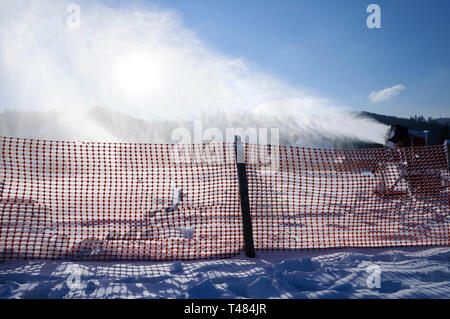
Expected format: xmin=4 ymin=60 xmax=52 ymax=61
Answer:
xmin=369 ymin=84 xmax=406 ymax=103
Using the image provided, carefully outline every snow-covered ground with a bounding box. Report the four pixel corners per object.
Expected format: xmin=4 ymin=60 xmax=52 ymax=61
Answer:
xmin=0 ymin=246 xmax=449 ymax=299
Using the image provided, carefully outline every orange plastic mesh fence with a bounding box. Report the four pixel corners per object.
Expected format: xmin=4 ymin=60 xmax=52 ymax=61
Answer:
xmin=0 ymin=136 xmax=448 ymax=261
xmin=245 ymin=143 xmax=449 ymax=250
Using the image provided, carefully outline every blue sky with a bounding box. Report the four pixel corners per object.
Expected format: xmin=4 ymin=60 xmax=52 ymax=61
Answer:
xmin=144 ymin=0 xmax=450 ymax=118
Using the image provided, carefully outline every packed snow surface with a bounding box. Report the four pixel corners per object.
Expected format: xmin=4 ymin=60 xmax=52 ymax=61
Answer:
xmin=0 ymin=246 xmax=448 ymax=299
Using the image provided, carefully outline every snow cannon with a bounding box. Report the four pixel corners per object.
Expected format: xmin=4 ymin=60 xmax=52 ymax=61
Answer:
xmin=385 ymin=124 xmax=429 ymax=148
xmin=375 ymin=124 xmax=448 ymax=201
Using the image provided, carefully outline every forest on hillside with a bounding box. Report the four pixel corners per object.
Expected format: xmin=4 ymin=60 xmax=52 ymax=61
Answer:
xmin=361 ymin=111 xmax=450 ymax=146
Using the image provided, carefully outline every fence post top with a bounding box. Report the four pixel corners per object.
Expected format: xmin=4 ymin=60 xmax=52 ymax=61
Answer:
xmin=234 ymin=135 xmax=245 ymax=164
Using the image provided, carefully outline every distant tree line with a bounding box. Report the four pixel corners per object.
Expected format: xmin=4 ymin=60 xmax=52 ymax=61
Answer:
xmin=361 ymin=111 xmax=450 ymax=146
xmin=0 ymin=108 xmax=448 ymax=149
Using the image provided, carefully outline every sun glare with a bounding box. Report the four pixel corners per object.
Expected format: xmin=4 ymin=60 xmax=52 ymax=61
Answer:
xmin=113 ymin=53 xmax=160 ymax=99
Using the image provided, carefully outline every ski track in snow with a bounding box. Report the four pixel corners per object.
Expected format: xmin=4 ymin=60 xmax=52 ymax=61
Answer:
xmin=0 ymin=246 xmax=448 ymax=299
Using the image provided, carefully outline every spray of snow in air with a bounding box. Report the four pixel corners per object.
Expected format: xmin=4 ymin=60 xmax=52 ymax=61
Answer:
xmin=0 ymin=0 xmax=388 ymax=145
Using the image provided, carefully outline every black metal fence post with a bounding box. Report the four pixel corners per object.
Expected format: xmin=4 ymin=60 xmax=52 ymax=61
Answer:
xmin=234 ymin=136 xmax=256 ymax=258
xmin=445 ymin=140 xmax=450 ymax=171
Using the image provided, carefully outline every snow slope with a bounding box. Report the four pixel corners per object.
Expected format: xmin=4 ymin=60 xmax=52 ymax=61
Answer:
xmin=0 ymin=246 xmax=448 ymax=299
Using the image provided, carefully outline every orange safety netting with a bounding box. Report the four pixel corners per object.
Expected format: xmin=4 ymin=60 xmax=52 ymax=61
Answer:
xmin=0 ymin=136 xmax=449 ymax=261
xmin=245 ymin=143 xmax=449 ymax=250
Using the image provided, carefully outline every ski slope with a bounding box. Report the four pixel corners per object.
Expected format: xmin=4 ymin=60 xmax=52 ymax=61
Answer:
xmin=1 ymin=139 xmax=449 ymax=298
xmin=1 ymin=164 xmax=449 ymax=260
